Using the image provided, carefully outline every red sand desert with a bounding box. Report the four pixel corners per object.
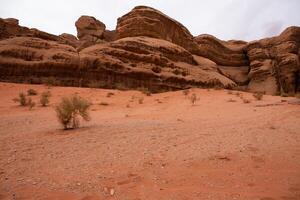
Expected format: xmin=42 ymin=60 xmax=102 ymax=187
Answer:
xmin=0 ymin=83 xmax=299 ymax=200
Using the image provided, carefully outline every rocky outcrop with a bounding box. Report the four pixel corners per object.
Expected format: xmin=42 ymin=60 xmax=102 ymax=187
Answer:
xmin=0 ymin=35 xmax=235 ymax=91
xmin=79 ymin=36 xmax=235 ymax=91
xmin=116 ymin=6 xmax=199 ymax=54
xmin=75 ymin=16 xmax=106 ymax=42
xmin=59 ymin=33 xmax=80 ymax=48
xmin=246 ymin=26 xmax=300 ymax=94
xmin=0 ymin=8 xmax=299 ymax=94
xmin=0 ymin=37 xmax=80 ymax=85
xmin=194 ymin=34 xmax=248 ymax=67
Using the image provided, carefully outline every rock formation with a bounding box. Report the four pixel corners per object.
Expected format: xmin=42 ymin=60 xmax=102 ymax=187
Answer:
xmin=246 ymin=26 xmax=300 ymax=94
xmin=75 ymin=16 xmax=106 ymax=42
xmin=0 ymin=6 xmax=299 ymax=94
xmin=116 ymin=6 xmax=199 ymax=53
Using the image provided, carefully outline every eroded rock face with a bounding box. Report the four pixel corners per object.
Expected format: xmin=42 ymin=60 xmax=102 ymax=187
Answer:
xmin=0 ymin=37 xmax=80 ymax=85
xmin=0 ymin=9 xmax=299 ymax=94
xmin=59 ymin=33 xmax=80 ymax=48
xmin=246 ymin=26 xmax=300 ymax=94
xmin=0 ymin=35 xmax=235 ymax=91
xmin=116 ymin=6 xmax=199 ymax=54
xmin=79 ymin=36 xmax=236 ymax=91
xmin=194 ymin=34 xmax=248 ymax=67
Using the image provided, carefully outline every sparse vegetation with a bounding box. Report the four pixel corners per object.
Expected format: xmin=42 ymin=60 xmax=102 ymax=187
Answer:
xmin=182 ymin=89 xmax=190 ymax=96
xmin=253 ymin=92 xmax=263 ymax=100
xmin=27 ymin=98 xmax=35 ymax=110
xmin=13 ymin=92 xmax=36 ymax=109
xmin=27 ymin=89 xmax=38 ymax=96
xmin=106 ymin=92 xmax=114 ymax=97
xmin=281 ymin=92 xmax=289 ymax=97
xmin=55 ymin=95 xmax=91 ymax=129
xmin=40 ymin=91 xmax=51 ymax=106
xmin=189 ymin=93 xmax=198 ymax=105
xmin=227 ymin=90 xmax=233 ymax=95
xmin=138 ymin=97 xmax=144 ymax=104
xmin=235 ymin=92 xmax=241 ymax=97
xmin=13 ymin=92 xmax=27 ymax=106
xmin=243 ymin=98 xmax=251 ymax=104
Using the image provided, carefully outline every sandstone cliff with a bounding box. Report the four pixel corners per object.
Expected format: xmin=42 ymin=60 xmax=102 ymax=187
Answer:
xmin=0 ymin=6 xmax=299 ymax=94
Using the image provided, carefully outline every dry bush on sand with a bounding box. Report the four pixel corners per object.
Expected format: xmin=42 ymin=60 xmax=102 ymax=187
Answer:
xmin=40 ymin=91 xmax=51 ymax=106
xmin=13 ymin=92 xmax=36 ymax=109
xmin=253 ymin=92 xmax=264 ymax=100
xmin=27 ymin=98 xmax=35 ymax=110
xmin=106 ymin=92 xmax=114 ymax=97
xmin=27 ymin=89 xmax=38 ymax=96
xmin=138 ymin=97 xmax=144 ymax=104
xmin=55 ymin=95 xmax=91 ymax=129
xmin=190 ymin=93 xmax=198 ymax=105
xmin=243 ymin=98 xmax=251 ymax=104
xmin=182 ymin=89 xmax=190 ymax=96
xmin=13 ymin=92 xmax=27 ymax=106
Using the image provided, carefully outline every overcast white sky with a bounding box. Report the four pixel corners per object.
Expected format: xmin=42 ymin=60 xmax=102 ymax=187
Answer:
xmin=0 ymin=0 xmax=299 ymax=41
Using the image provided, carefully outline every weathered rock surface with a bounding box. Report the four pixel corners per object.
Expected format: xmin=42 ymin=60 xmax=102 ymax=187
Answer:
xmin=246 ymin=26 xmax=300 ymax=94
xmin=75 ymin=16 xmax=106 ymax=42
xmin=194 ymin=34 xmax=248 ymax=67
xmin=79 ymin=36 xmax=236 ymax=90
xmin=59 ymin=33 xmax=80 ymax=48
xmin=116 ymin=6 xmax=199 ymax=54
xmin=0 ymin=37 xmax=80 ymax=85
xmin=0 ymin=35 xmax=235 ymax=91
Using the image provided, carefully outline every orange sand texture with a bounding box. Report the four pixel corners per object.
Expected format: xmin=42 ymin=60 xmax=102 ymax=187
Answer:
xmin=0 ymin=83 xmax=299 ymax=200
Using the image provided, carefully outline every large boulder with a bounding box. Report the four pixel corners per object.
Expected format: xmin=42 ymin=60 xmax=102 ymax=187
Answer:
xmin=75 ymin=16 xmax=106 ymax=42
xmin=246 ymin=26 xmax=300 ymax=94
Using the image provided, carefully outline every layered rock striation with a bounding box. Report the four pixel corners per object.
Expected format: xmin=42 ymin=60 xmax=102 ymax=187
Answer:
xmin=0 ymin=6 xmax=299 ymax=94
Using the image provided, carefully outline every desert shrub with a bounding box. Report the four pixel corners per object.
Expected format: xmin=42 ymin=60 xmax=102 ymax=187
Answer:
xmin=213 ymin=85 xmax=223 ymax=90
xmin=106 ymin=92 xmax=114 ymax=97
xmin=55 ymin=95 xmax=91 ymax=129
xmin=40 ymin=91 xmax=51 ymax=106
xmin=138 ymin=97 xmax=144 ymax=104
xmin=227 ymin=90 xmax=233 ymax=95
xmin=253 ymin=92 xmax=263 ymax=100
xmin=182 ymin=89 xmax=190 ymax=96
xmin=27 ymin=98 xmax=35 ymax=110
xmin=27 ymin=89 xmax=38 ymax=96
xmin=243 ymin=98 xmax=251 ymax=104
xmin=144 ymin=91 xmax=152 ymax=96
xmin=13 ymin=92 xmax=27 ymax=106
xmin=295 ymin=93 xmax=300 ymax=99
xmin=235 ymin=92 xmax=241 ymax=96
xmin=190 ymin=93 xmax=198 ymax=105
xmin=281 ymin=92 xmax=289 ymax=97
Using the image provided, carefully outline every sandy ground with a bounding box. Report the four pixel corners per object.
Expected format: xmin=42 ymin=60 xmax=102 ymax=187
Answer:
xmin=0 ymin=82 xmax=299 ymax=200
